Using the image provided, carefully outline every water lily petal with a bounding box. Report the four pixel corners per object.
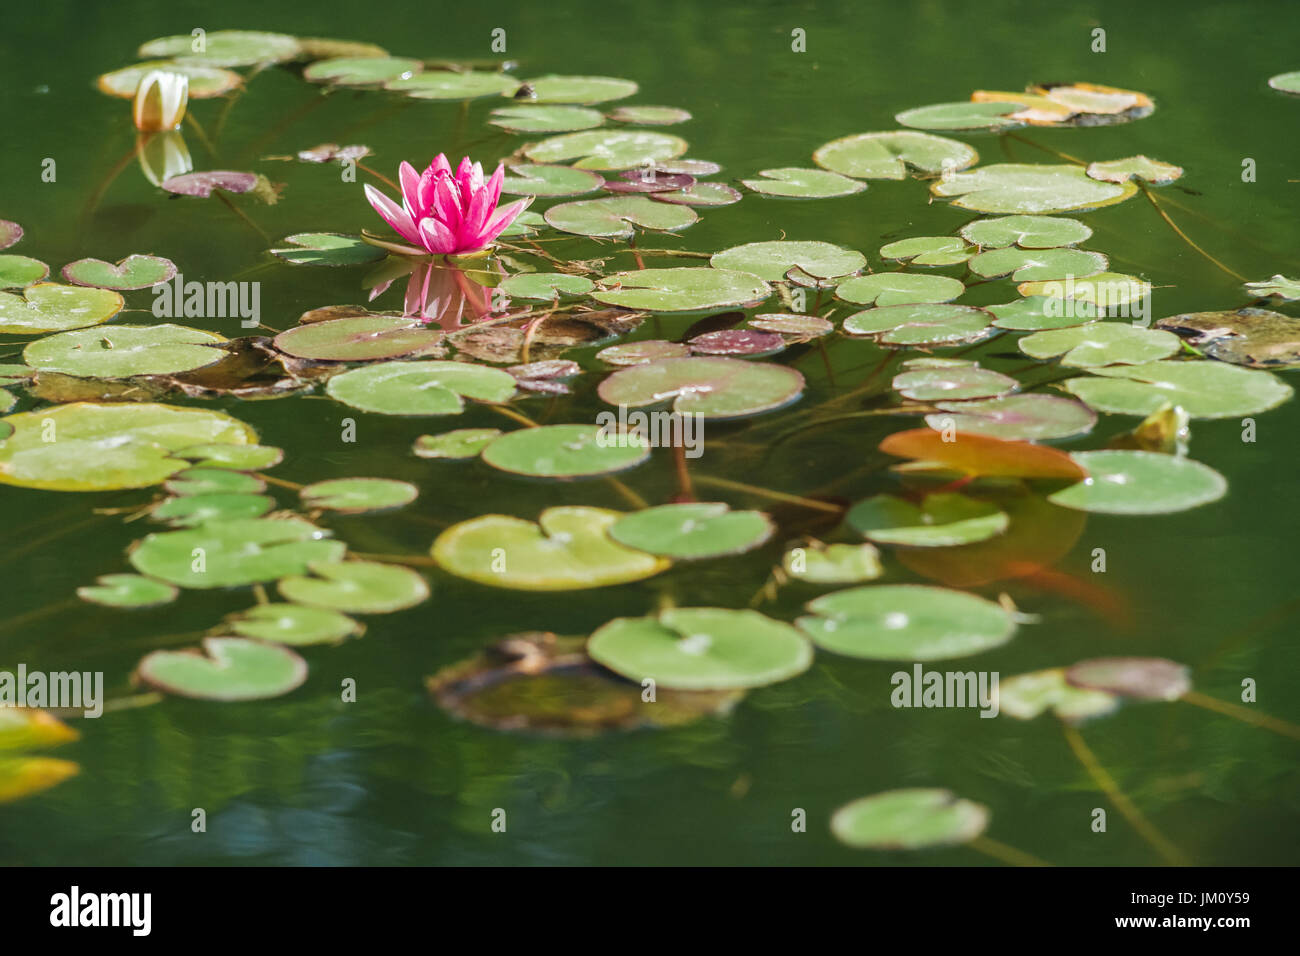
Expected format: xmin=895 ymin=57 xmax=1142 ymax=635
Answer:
xmin=364 ymin=183 xmax=421 ymax=244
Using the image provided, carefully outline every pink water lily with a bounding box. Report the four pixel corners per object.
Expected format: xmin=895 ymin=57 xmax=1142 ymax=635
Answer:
xmin=364 ymin=154 xmax=530 ymax=256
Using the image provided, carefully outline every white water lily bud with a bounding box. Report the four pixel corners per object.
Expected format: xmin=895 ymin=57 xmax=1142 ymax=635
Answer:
xmin=133 ymin=70 xmax=189 ymax=131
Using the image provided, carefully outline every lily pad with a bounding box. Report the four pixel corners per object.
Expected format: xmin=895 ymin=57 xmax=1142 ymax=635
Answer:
xmin=174 ymin=443 xmax=283 ymax=470
xmin=139 ymin=30 xmax=300 ymax=67
xmin=813 ymin=130 xmax=978 ymax=180
xmin=1268 ymin=71 xmax=1300 ymax=94
xmin=0 ymin=402 xmax=256 ymax=492
xmin=649 ymin=182 xmax=744 ymax=206
xmin=1244 ymin=275 xmax=1300 ymax=300
xmin=432 ymin=506 xmax=669 ymax=591
xmin=996 ymin=668 xmax=1119 ymax=722
xmin=0 ymin=221 xmax=22 ymax=251
xmin=271 ymin=233 xmax=386 ymax=266
xmin=278 ymin=560 xmax=429 ymax=613
xmin=164 ymin=467 xmax=266 ymax=496
xmin=892 ymin=366 xmax=1017 ymax=401
xmin=895 ymin=100 xmax=1023 ymax=131
xmin=1086 ymin=156 xmax=1184 ymax=185
xmin=880 ymin=237 xmax=972 ymax=267
xmin=844 ymin=304 xmax=994 ymax=347
xmin=97 ymin=60 xmax=242 ymax=98
xmin=831 ymin=789 xmax=989 ymax=850
xmin=152 ymin=492 xmax=273 ymax=527
xmin=710 ymin=241 xmax=865 ymax=283
xmin=797 ymin=584 xmax=1018 ymax=660
xmin=1019 ymin=322 xmax=1180 ymax=367
xmin=960 ymin=215 xmax=1092 ymax=250
xmin=0 ymin=256 xmax=49 ymax=289
xmin=603 ymin=171 xmax=696 ymax=194
xmin=274 ymin=315 xmax=439 ymax=361
xmin=1063 ymin=360 xmax=1293 ymax=418
xmin=300 ymin=477 xmax=418 ymax=513
xmin=523 ymin=130 xmax=688 ymax=170
xmin=607 ymin=105 xmax=691 ymax=125
xmin=0 ymin=283 xmax=123 ymax=334
xmin=741 ymin=167 xmax=866 ymax=198
xmin=1155 ymin=307 xmax=1300 ymax=369
xmin=413 ymin=428 xmax=502 ymax=459
xmin=878 ymin=428 xmax=1087 ymax=480
xmin=969 ymin=247 xmax=1107 ymax=281
xmin=136 ymin=637 xmax=308 ymax=701
xmin=499 ymin=272 xmax=596 ymax=300
xmin=1047 ymin=450 xmax=1227 ymax=515
xmin=609 ymin=502 xmax=774 ymax=559
xmin=161 ymin=171 xmax=261 ymax=198
xmin=1065 ymin=657 xmax=1191 ymax=700
xmin=325 ymin=360 xmax=517 ymax=416
xmin=481 ymin=424 xmax=650 ymax=478
xmin=386 ymin=70 xmax=520 ymax=100
xmin=226 ymin=603 xmax=362 ymax=646
xmin=847 ymin=493 xmax=1008 ymax=547
xmin=593 ymin=267 xmax=768 ymax=312
xmin=129 ymin=517 xmax=345 ymax=588
xmin=23 ymin=324 xmax=226 ymax=378
xmin=500 ymin=164 xmax=606 ymax=197
xmin=836 ymin=273 xmax=964 ymax=307
xmin=688 ymin=329 xmax=785 ymax=357
xmin=598 ymin=355 xmax=804 ymax=419
xmin=489 ymin=105 xmax=604 ymax=133
xmin=520 ymin=75 xmax=638 ymax=105
xmin=77 ymin=573 xmax=179 ymax=608
xmin=303 ymin=56 xmax=422 ymax=86
xmin=926 ymin=394 xmax=1097 ymax=441
xmin=597 ymin=340 xmax=690 ymax=365
xmin=544 ymin=196 xmax=697 ymax=238
xmin=931 ymin=164 xmax=1138 ymax=214
xmin=1017 ymin=272 xmax=1151 ymax=309
xmin=748 ymin=313 xmax=834 ymax=338
xmin=61 ymin=254 xmax=177 ymax=290
xmin=989 ymin=295 xmax=1097 ymax=330
xmin=588 ymin=607 xmax=812 ymax=691
xmin=782 ymin=542 xmax=883 ymax=584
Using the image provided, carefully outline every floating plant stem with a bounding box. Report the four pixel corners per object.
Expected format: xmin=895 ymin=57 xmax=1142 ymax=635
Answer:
xmin=693 ymin=474 xmax=842 ymax=514
xmin=1138 ymin=183 xmax=1246 ymax=282
xmin=672 ymin=442 xmax=696 ymax=501
xmin=487 ymin=403 xmax=540 ymax=429
xmin=966 ymin=835 xmax=1052 ymax=868
xmin=215 ymin=190 xmax=269 ymax=242
xmin=1060 ymin=721 xmax=1189 ymax=866
xmin=1004 ymin=132 xmax=1085 ymax=166
xmin=1180 ymin=690 xmax=1300 ymax=742
xmin=258 ymin=473 xmax=306 ymax=491
xmin=357 ymin=162 xmax=400 ymax=192
xmin=349 ymin=551 xmax=441 ymax=567
xmin=606 ymin=477 xmax=649 ymax=510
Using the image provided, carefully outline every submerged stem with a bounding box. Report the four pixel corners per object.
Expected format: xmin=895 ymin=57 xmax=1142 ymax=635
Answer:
xmin=967 ymin=835 xmax=1052 ymax=868
xmin=693 ymin=474 xmax=843 ymax=514
xmin=1181 ymin=690 xmax=1300 ymax=742
xmin=1138 ymin=183 xmax=1247 ymax=282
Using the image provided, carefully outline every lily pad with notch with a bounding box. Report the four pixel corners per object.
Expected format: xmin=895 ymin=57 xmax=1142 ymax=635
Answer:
xmin=688 ymin=329 xmax=785 ymax=357
xmin=597 ymin=339 xmax=690 ymax=365
xmin=960 ymin=215 xmax=1093 ymax=249
xmin=926 ymin=394 xmax=1097 ymax=441
xmin=609 ymin=502 xmax=774 ymax=560
xmin=413 ymin=428 xmax=502 ymax=459
xmin=304 ymin=56 xmax=422 ymax=86
xmin=300 ymin=477 xmax=418 ymax=513
xmin=226 ymin=603 xmax=362 ymax=646
xmin=895 ymin=100 xmax=1024 ymax=131
xmin=1019 ymin=322 xmax=1181 ymax=367
xmin=996 ymin=668 xmax=1119 ymax=722
xmin=173 ymin=443 xmax=283 ymax=470
xmin=649 ymin=182 xmax=743 ymax=206
xmin=843 ymin=304 xmax=994 ymax=347
xmin=23 ymin=324 xmax=226 ymax=378
xmin=880 ymin=237 xmax=972 ymax=267
xmin=523 ymin=130 xmax=687 ymax=170
xmin=274 ymin=315 xmax=440 ymax=361
xmin=836 ymin=273 xmax=964 ymax=307
xmin=741 ymin=167 xmax=866 ymax=198
xmin=989 ymin=296 xmax=1097 ymax=330
xmin=325 ymin=360 xmax=518 ymax=416
xmin=138 ymin=29 xmax=300 ymax=67
xmin=892 ymin=366 xmax=1017 ymax=401
xmin=278 ymin=560 xmax=429 ymax=613
xmin=710 ymin=240 xmax=865 ymax=283
xmin=1086 ymin=156 xmax=1183 ymax=185
xmin=598 ymin=355 xmax=804 ymax=419
xmin=136 ymin=637 xmax=308 ymax=701
xmin=77 ymin=573 xmax=179 ymax=609
xmin=499 ymin=272 xmax=595 ymax=300
xmin=847 ymin=493 xmax=1009 ymax=547
xmin=831 ymin=789 xmax=990 ymax=850
xmin=164 ymin=467 xmax=266 ymax=496
xmin=782 ymin=542 xmax=883 ymax=584
xmin=931 ymin=164 xmax=1138 ymax=214
xmin=61 ymin=254 xmax=176 ymax=290
xmin=481 ymin=424 xmax=650 ymax=478
xmin=97 ymin=60 xmax=242 ymax=98
xmin=1062 ymin=360 xmax=1293 ymax=419
xmin=271 ymin=233 xmax=386 ymax=266
xmin=500 ymin=164 xmax=606 ymax=197
xmin=489 ymin=105 xmax=604 ymax=134
xmin=386 ymin=70 xmax=520 ymax=100
xmin=968 ymin=247 xmax=1107 ymax=281
xmin=748 ymin=313 xmax=834 ymax=338
xmin=544 ymin=195 xmax=697 ymax=238
xmin=878 ymin=428 xmax=1087 ymax=480
xmin=0 ymin=256 xmax=49 ymax=290
xmin=593 ymin=267 xmax=769 ymax=312
xmin=1047 ymin=450 xmax=1227 ymax=515
xmin=813 ymin=130 xmax=978 ymax=180
xmin=0 ymin=282 xmax=123 ymax=334
xmin=518 ymin=75 xmax=638 ymax=105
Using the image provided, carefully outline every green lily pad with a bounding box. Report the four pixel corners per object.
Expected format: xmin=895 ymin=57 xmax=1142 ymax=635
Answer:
xmin=848 ymin=493 xmax=1009 ymax=547
xmin=926 ymin=394 xmax=1096 ymax=440
xmin=96 ymin=60 xmax=242 ymax=99
xmin=139 ymin=30 xmax=300 ymax=67
xmin=300 ymin=477 xmax=418 ymax=513
xmin=607 ymin=105 xmax=690 ymax=125
xmin=0 ymin=256 xmax=49 ymax=289
xmin=500 ymin=164 xmax=605 ymax=197
xmin=1063 ymin=360 xmax=1293 ymax=418
xmin=748 ymin=313 xmax=834 ymax=338
xmin=278 ymin=560 xmax=429 ymax=613
xmin=836 ymin=273 xmax=964 ymax=307
xmin=798 ymin=584 xmax=1018 ymax=660
xmin=61 ymin=254 xmax=176 ymax=290
xmin=598 ymin=355 xmax=804 ymax=419
xmin=413 ymin=428 xmax=502 ymax=459
xmin=1086 ymin=155 xmax=1183 ymax=185
xmin=1244 ymin=275 xmax=1300 ymax=300
xmin=523 ymin=130 xmax=687 ymax=170
xmin=303 ymin=56 xmax=422 ymax=86
xmin=932 ymin=164 xmax=1138 ymax=214
xmin=831 ymin=789 xmax=989 ymax=850
xmin=136 ymin=637 xmax=308 ymax=701
xmin=274 ymin=315 xmax=439 ymax=361
xmin=597 ymin=340 xmax=691 ymax=365
xmin=1268 ymin=71 xmax=1300 ymax=94
xmin=152 ymin=492 xmax=273 ymax=527
xmin=432 ymin=506 xmax=670 ymax=591
xmin=996 ymin=668 xmax=1119 ymax=723
xmin=1047 ymin=450 xmax=1227 ymax=515
xmin=1019 ymin=322 xmax=1181 ymax=367
xmin=813 ymin=130 xmax=978 ymax=180
xmin=588 ymin=607 xmax=812 ymax=691
xmin=1157 ymin=307 xmax=1300 ymax=368
xmin=892 ymin=366 xmax=1017 ymax=401
xmin=325 ymin=360 xmax=517 ymax=416
xmin=1018 ymin=271 xmax=1150 ymax=308
xmin=498 ymin=211 xmax=547 ymax=238
xmin=499 ymin=272 xmax=596 ymax=300
xmin=609 ymin=502 xmax=774 ymax=559
xmin=593 ymin=267 xmax=768 ymax=312
xmin=843 ymin=304 xmax=994 ymax=347
xmin=174 ymin=443 xmax=283 ymax=470
xmin=489 ymin=105 xmax=604 ymax=133
xmin=544 ymin=195 xmax=697 ymax=238
xmin=650 ymin=181 xmax=743 ymax=206
xmin=23 ymin=324 xmax=226 ymax=378
xmin=271 ymin=233 xmax=386 ymax=266
xmin=386 ymin=70 xmax=520 ymax=100
xmin=880 ymin=237 xmax=972 ymax=267
xmin=960 ymin=215 xmax=1093 ymax=249
xmin=0 ymin=283 xmax=124 ymax=334
xmin=0 ymin=402 xmax=256 ymax=492
xmin=129 ymin=517 xmax=345 ymax=589
xmin=741 ymin=167 xmax=866 ymax=198
xmin=782 ymin=542 xmax=883 ymax=584
xmin=164 ymin=467 xmax=266 ymax=496
xmin=969 ymin=247 xmax=1107 ymax=281
xmin=1065 ymin=657 xmax=1191 ymax=700
xmin=521 ymin=75 xmax=638 ymax=104
xmin=989 ymin=295 xmax=1097 ymax=330
xmin=895 ymin=100 xmax=1023 ymax=130
xmin=77 ymin=573 xmax=179 ymax=608
xmin=481 ymin=424 xmax=650 ymax=478
xmin=227 ymin=603 xmax=362 ymax=646
xmin=710 ymin=241 xmax=865 ymax=283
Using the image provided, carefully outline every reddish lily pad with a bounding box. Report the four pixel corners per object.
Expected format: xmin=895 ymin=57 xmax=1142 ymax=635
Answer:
xmin=1065 ymin=657 xmax=1191 ymax=701
xmin=747 ymin=313 xmax=834 ymax=338
xmin=0 ymin=221 xmax=22 ymax=251
xmin=879 ymin=428 xmax=1087 ymax=480
xmin=688 ymin=329 xmax=786 ymax=357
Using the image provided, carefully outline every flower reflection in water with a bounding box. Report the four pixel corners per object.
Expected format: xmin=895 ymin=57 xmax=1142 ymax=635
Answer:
xmin=367 ymin=257 xmax=513 ymax=332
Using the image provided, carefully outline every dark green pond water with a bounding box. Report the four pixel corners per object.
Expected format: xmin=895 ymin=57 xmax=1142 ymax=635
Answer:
xmin=1 ymin=0 xmax=1298 ymax=865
